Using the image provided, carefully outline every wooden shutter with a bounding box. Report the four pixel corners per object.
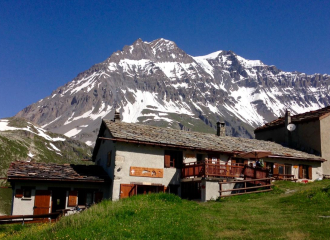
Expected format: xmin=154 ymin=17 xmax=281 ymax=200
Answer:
xmin=273 ymin=163 xmax=279 ymax=175
xmin=299 ymin=165 xmax=303 ymax=179
xmin=15 ymin=189 xmax=23 ymax=198
xmin=308 ymin=166 xmax=312 ymax=180
xmin=68 ymin=191 xmax=78 ymax=207
xmin=164 ymin=153 xmax=171 ymax=168
xmin=94 ymin=191 xmax=103 ymax=203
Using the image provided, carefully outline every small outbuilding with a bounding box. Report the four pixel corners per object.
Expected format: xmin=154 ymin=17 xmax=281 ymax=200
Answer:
xmin=7 ymin=162 xmax=110 ymax=216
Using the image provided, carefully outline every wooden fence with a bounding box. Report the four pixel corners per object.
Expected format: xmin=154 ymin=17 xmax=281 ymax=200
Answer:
xmin=0 ymin=211 xmax=64 ymax=225
xmin=219 ymin=178 xmax=273 ymax=197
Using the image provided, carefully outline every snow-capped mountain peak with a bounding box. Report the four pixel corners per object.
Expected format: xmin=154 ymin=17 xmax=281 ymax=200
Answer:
xmin=16 ymin=38 xmax=330 ymax=146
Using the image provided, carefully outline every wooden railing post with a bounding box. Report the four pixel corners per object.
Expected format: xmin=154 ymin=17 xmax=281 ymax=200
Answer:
xmin=219 ymin=182 xmax=222 ymax=197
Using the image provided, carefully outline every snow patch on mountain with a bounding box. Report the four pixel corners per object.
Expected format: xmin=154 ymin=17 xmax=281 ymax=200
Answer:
xmin=122 ymin=89 xmax=193 ymax=123
xmin=0 ymin=119 xmax=65 ymax=141
xmin=64 ymin=128 xmax=82 ymax=138
xmin=236 ymin=55 xmax=264 ymax=68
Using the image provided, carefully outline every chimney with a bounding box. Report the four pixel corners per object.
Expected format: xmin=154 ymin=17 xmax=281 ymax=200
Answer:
xmin=285 ymin=109 xmax=291 ymax=127
xmin=216 ymin=121 xmax=226 ymax=137
xmin=113 ymin=110 xmax=121 ymax=122
xmin=285 ymin=109 xmax=291 ymax=146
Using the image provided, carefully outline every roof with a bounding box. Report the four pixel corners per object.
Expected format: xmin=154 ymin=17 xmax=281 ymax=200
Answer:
xmin=92 ymin=119 xmax=325 ymax=162
xmin=255 ymin=106 xmax=330 ymax=132
xmin=7 ymin=161 xmax=110 ymax=182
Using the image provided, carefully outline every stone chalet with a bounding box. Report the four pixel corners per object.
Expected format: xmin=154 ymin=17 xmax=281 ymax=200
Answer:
xmin=7 ymin=116 xmax=325 ymax=216
xmin=7 ymin=163 xmax=110 ymax=216
xmin=255 ymin=106 xmax=330 ymax=175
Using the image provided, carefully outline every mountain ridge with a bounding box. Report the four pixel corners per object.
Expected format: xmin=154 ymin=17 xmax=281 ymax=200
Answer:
xmin=15 ymin=38 xmax=330 ymax=146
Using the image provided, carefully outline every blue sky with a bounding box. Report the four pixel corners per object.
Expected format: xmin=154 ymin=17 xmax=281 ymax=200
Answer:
xmin=0 ymin=0 xmax=329 ymax=118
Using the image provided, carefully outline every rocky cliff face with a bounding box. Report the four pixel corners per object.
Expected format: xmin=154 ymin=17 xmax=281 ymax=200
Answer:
xmin=16 ymin=38 xmax=330 ymax=146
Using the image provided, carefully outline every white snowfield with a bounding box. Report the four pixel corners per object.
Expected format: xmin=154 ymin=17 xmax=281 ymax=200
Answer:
xmin=0 ymin=119 xmax=65 ymax=142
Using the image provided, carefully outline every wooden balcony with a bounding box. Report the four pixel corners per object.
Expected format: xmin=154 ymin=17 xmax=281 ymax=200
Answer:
xmin=181 ymin=160 xmax=245 ymax=179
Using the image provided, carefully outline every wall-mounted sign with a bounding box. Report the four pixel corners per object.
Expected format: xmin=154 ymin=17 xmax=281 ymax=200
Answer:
xmin=130 ymin=167 xmax=164 ymax=178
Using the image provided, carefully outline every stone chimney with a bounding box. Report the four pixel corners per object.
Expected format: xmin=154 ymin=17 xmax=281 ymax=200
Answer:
xmin=113 ymin=110 xmax=121 ymax=122
xmin=285 ymin=109 xmax=291 ymax=127
xmin=216 ymin=122 xmax=226 ymax=137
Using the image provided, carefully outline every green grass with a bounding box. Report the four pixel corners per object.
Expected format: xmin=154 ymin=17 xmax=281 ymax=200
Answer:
xmin=2 ymin=180 xmax=330 ymax=240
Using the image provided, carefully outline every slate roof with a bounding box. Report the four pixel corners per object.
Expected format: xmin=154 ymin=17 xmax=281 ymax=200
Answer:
xmin=97 ymin=119 xmax=324 ymax=162
xmin=255 ymin=106 xmax=330 ymax=132
xmin=7 ymin=161 xmax=110 ymax=182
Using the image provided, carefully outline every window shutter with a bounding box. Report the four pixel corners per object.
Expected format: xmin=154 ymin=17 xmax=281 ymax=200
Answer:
xmin=308 ymin=166 xmax=312 ymax=180
xmin=164 ymin=153 xmax=171 ymax=168
xmin=15 ymin=189 xmax=23 ymax=198
xmin=68 ymin=191 xmax=78 ymax=207
xmin=273 ymin=163 xmax=279 ymax=175
xmin=299 ymin=165 xmax=303 ymax=179
xmin=94 ymin=191 xmax=103 ymax=203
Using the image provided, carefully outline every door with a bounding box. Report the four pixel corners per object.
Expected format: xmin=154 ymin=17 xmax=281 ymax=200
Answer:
xmin=34 ymin=190 xmax=51 ymax=215
xmin=120 ymin=184 xmax=136 ymax=199
xmin=51 ymin=189 xmax=66 ymax=213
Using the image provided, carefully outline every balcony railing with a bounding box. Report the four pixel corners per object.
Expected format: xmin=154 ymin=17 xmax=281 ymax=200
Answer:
xmin=181 ymin=160 xmax=245 ymax=178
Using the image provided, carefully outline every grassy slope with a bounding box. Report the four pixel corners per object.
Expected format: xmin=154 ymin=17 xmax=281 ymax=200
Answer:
xmin=0 ymin=118 xmax=93 ymax=215
xmin=2 ymin=180 xmax=330 ymax=240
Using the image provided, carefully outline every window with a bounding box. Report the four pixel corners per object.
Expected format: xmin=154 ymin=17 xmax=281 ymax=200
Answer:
xmin=77 ymin=189 xmax=94 ymax=206
xmin=235 ymin=159 xmax=245 ymax=164
xmin=164 ymin=150 xmax=183 ymax=168
xmin=284 ymin=164 xmax=292 ymax=175
xmin=299 ymin=165 xmax=312 ymax=179
xmin=22 ymin=187 xmax=32 ymax=198
xmin=274 ymin=164 xmax=291 ymax=175
xmin=107 ymin=151 xmax=112 ymax=167
xmin=208 ymin=154 xmax=219 ymax=164
xmin=17 ymin=186 xmax=34 ymax=199
xmin=196 ymin=154 xmax=203 ymax=163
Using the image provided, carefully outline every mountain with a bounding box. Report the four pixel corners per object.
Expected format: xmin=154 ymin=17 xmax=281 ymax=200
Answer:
xmin=16 ymin=38 xmax=330 ymax=146
xmin=0 ymin=117 xmax=92 ymax=215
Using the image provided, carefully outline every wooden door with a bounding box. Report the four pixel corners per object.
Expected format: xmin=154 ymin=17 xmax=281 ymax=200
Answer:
xmin=34 ymin=190 xmax=51 ymax=215
xmin=120 ymin=184 xmax=136 ymax=199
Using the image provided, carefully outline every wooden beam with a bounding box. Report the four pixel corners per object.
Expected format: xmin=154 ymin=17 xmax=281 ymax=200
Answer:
xmin=219 ymin=188 xmax=272 ymax=197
